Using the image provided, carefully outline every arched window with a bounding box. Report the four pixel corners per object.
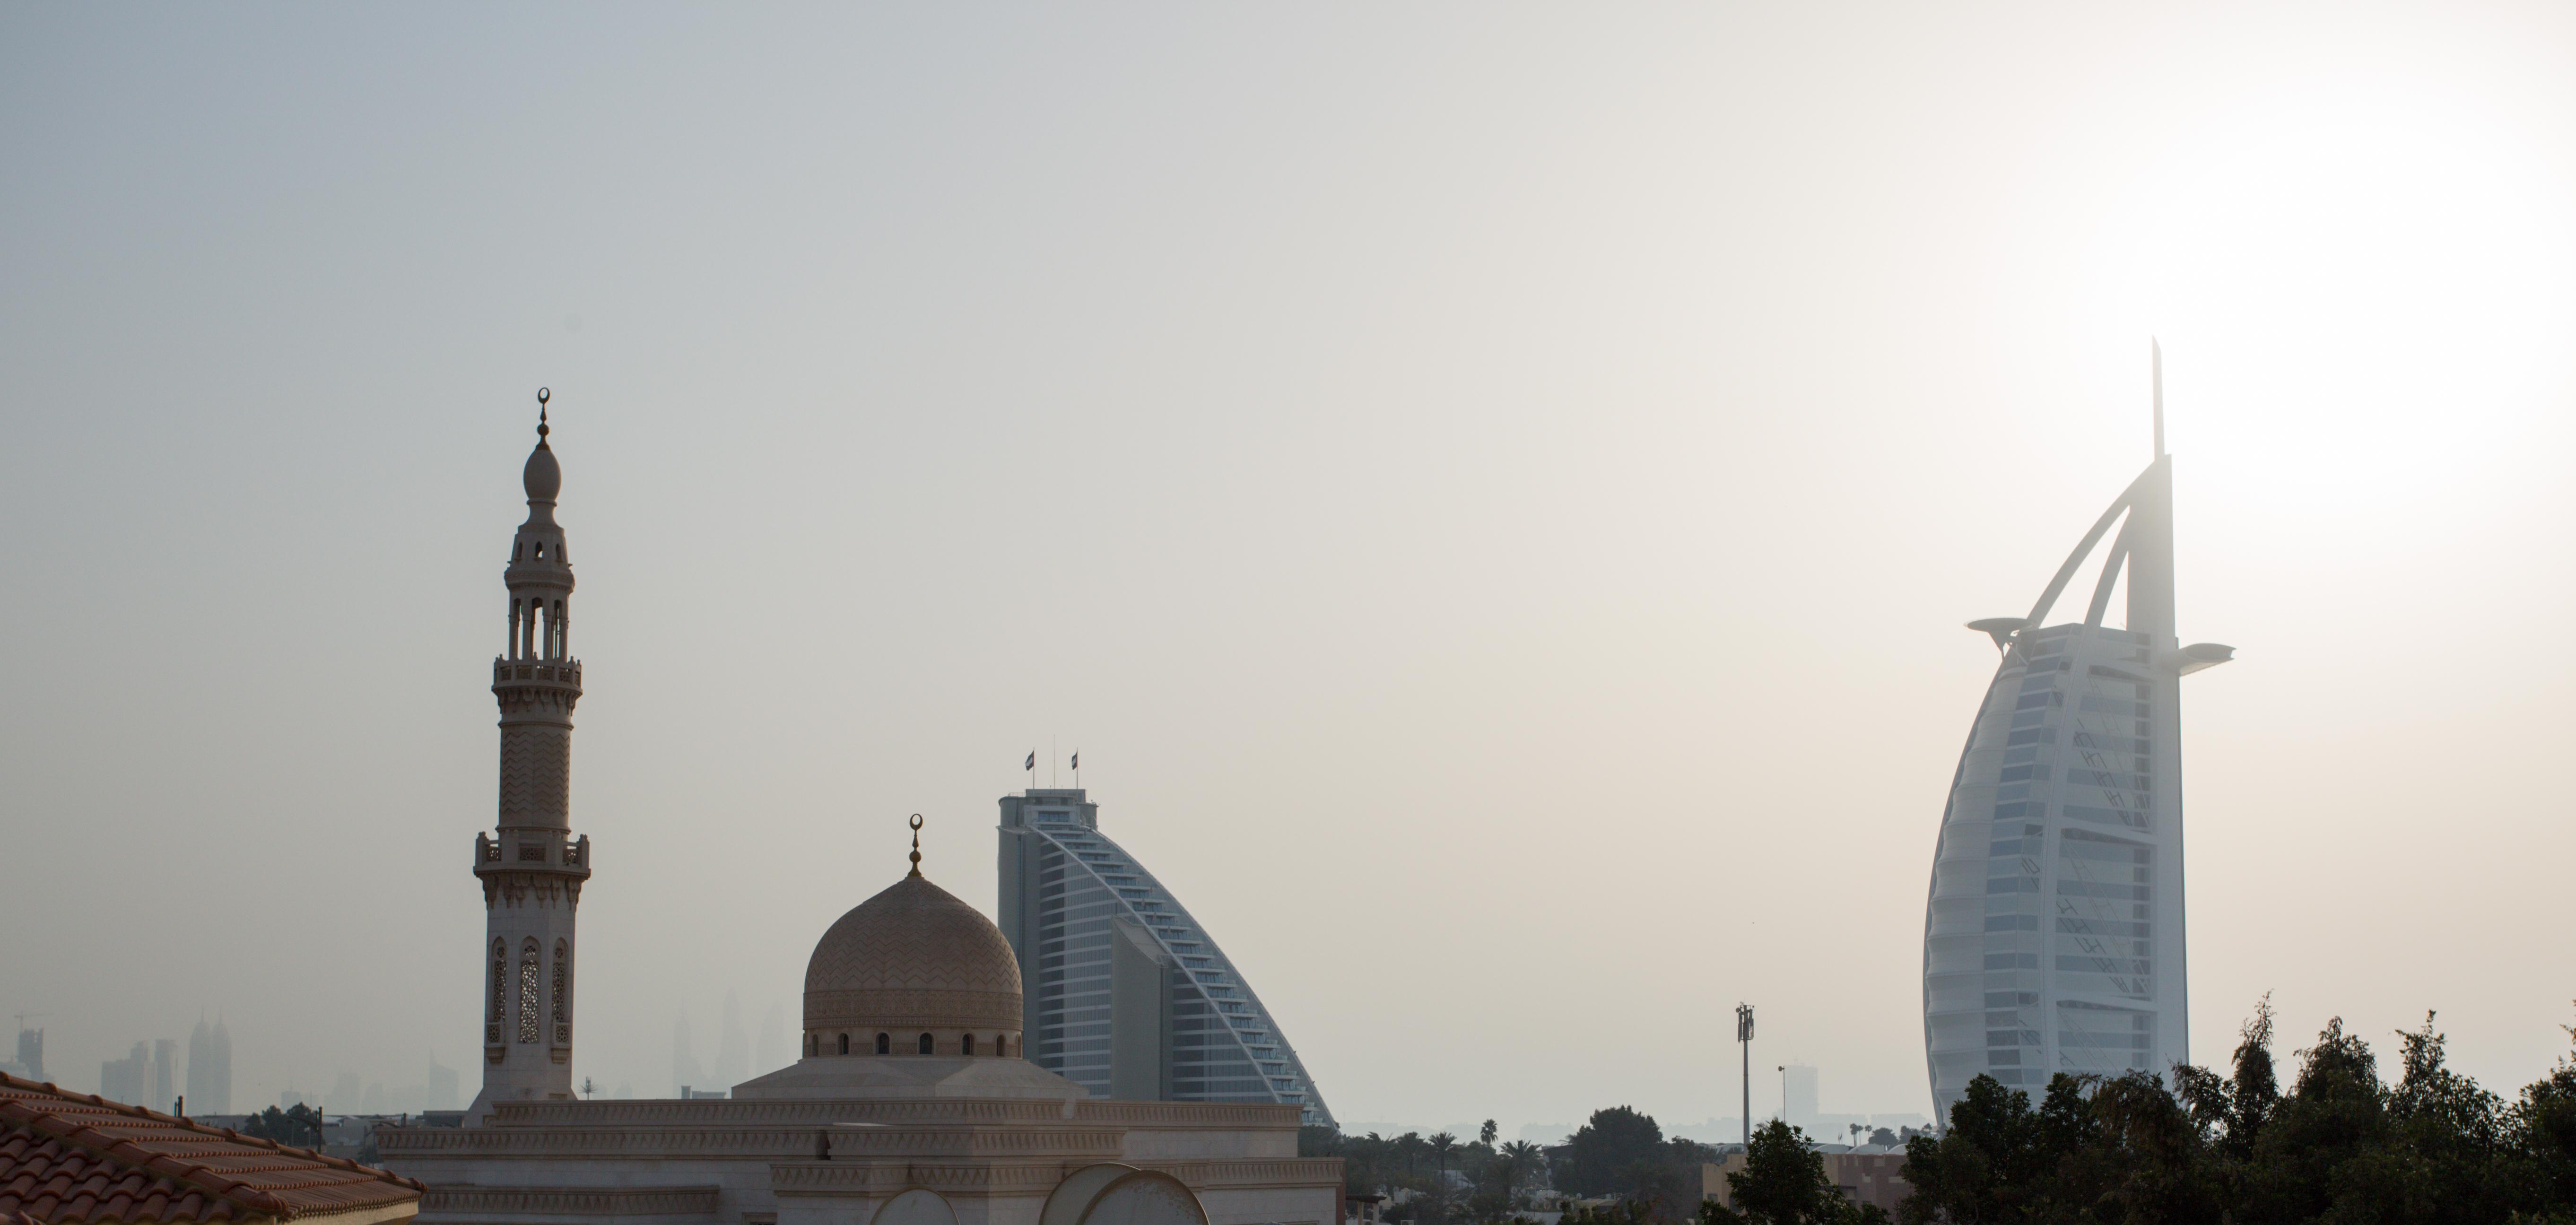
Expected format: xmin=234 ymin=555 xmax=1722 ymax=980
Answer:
xmin=487 ymin=940 xmax=507 ymax=1045
xmin=998 ymin=1034 xmax=1009 ymax=1057
xmin=550 ymin=939 xmax=570 ymax=1044
xmin=837 ymin=1033 xmax=849 ymax=1055
xmin=961 ymin=1034 xmax=975 ymax=1057
xmin=918 ymin=1033 xmax=933 ymax=1055
xmin=876 ymin=1033 xmax=889 ymax=1055
xmin=517 ymin=939 xmax=542 ymax=1043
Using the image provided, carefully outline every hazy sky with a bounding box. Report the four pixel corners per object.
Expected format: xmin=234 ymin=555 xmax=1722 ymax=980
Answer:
xmin=6 ymin=3 xmax=2574 ymax=1131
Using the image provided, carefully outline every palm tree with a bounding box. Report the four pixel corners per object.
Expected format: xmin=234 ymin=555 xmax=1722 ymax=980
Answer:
xmin=1497 ymin=1140 xmax=1540 ymax=1204
xmin=1427 ymin=1131 xmax=1457 ymax=1216
xmin=1848 ymin=1122 xmax=1864 ymax=1147
xmin=1394 ymin=1132 xmax=1427 ymax=1184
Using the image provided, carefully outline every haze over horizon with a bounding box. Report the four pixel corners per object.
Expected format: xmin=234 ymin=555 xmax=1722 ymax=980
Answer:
xmin=5 ymin=3 xmax=2574 ymax=1132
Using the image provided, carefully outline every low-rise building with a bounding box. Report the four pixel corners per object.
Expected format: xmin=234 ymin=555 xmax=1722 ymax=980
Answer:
xmin=1703 ymin=1148 xmax=1911 ymax=1216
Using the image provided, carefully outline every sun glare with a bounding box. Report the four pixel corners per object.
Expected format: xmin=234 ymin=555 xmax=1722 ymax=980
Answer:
xmin=2078 ymin=69 xmax=2575 ymax=530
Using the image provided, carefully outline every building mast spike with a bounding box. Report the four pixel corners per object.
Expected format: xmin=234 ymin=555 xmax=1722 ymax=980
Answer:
xmin=2151 ymin=338 xmax=2165 ymax=458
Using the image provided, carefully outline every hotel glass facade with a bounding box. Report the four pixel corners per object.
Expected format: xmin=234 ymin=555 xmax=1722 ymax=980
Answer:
xmin=1922 ymin=445 xmax=2230 ymax=1122
xmin=998 ymin=789 xmax=1333 ymax=1126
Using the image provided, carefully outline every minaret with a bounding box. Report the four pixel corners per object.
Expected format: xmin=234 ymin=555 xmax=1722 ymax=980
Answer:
xmin=467 ymin=391 xmax=592 ymax=1121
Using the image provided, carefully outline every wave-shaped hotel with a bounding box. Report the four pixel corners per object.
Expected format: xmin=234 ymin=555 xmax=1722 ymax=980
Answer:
xmin=1920 ymin=353 xmax=2235 ymax=1121
xmin=1000 ymin=790 xmax=1335 ymax=1127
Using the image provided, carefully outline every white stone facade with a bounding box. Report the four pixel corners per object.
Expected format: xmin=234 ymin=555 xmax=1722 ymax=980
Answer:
xmin=470 ymin=411 xmax=592 ymax=1119
xmin=380 ymin=1095 xmax=1338 ymax=1225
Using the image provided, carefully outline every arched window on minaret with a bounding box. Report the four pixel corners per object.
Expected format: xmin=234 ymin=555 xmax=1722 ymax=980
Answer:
xmin=487 ymin=939 xmax=507 ymax=1045
xmin=551 ymin=938 xmax=570 ymax=1043
xmin=517 ymin=939 xmax=542 ymax=1043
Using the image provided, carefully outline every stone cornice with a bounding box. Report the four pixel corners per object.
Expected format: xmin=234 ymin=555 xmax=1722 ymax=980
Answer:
xmin=827 ymin=1128 xmax=1123 ymax=1160
xmin=420 ymin=1185 xmax=719 ymax=1216
xmin=478 ymin=1099 xmax=1080 ymax=1128
xmin=1149 ymin=1158 xmax=1345 ymax=1192
xmin=382 ymin=1123 xmax=1124 ymax=1163
xmin=769 ymin=1162 xmax=1078 ymax=1195
xmin=757 ymin=1157 xmax=1341 ymax=1197
xmin=1071 ymin=1101 xmax=1303 ymax=1129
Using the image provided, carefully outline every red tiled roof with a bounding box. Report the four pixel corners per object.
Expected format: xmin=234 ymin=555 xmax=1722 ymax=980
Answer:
xmin=0 ymin=1072 xmax=422 ymax=1225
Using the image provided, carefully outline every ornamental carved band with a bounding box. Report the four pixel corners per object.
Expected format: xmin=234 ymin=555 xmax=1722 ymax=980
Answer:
xmin=497 ymin=725 xmax=572 ymax=827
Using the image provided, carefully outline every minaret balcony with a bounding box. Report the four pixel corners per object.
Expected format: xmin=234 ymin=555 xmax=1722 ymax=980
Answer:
xmin=492 ymin=657 xmax=583 ymax=687
xmin=475 ymin=831 xmax=594 ymax=879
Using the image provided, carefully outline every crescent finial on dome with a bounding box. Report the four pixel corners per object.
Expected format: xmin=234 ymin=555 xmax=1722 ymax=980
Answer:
xmin=907 ymin=813 xmax=923 ymax=877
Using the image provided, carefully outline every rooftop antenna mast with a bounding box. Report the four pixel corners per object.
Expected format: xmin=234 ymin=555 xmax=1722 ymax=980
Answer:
xmin=2151 ymin=338 xmax=2165 ymax=459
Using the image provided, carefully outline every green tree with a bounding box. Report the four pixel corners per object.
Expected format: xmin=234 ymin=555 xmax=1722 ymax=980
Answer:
xmin=1899 ymin=1001 xmax=2576 ymax=1224
xmin=239 ymin=1103 xmax=325 ymax=1150
xmin=2514 ymin=1007 xmax=2576 ymax=1211
xmin=1897 ymin=1075 xmax=2043 ymax=1224
xmin=1566 ymin=1107 xmax=1666 ymax=1198
xmin=1714 ymin=1119 xmax=1880 ymax=1225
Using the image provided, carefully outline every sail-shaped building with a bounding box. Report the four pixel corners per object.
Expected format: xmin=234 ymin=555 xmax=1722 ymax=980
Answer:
xmin=1921 ymin=351 xmax=2234 ymax=1122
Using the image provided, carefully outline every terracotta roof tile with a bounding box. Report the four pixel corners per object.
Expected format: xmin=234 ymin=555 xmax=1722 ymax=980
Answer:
xmin=0 ymin=1073 xmax=421 ymax=1225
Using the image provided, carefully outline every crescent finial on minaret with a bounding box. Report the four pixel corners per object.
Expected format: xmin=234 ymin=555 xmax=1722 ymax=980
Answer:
xmin=907 ymin=813 xmax=925 ymax=877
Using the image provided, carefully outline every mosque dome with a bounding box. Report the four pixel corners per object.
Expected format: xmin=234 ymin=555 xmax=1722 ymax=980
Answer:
xmin=803 ymin=867 xmax=1025 ymax=1047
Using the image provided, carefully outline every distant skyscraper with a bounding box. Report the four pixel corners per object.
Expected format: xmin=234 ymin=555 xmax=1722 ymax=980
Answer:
xmin=1783 ymin=1064 xmax=1818 ymax=1131
xmin=1920 ymin=352 xmax=2234 ymax=1122
xmin=100 ymin=1042 xmax=150 ymax=1105
xmin=186 ymin=1017 xmax=231 ymax=1114
xmin=996 ymin=787 xmax=1333 ymax=1126
xmin=11 ymin=1028 xmax=41 ymax=1082
xmin=153 ymin=1039 xmax=176 ymax=1112
xmin=672 ymin=1015 xmax=704 ymax=1097
xmin=426 ymin=1054 xmax=460 ymax=1112
xmin=466 ymin=401 xmax=593 ymax=1121
xmin=756 ymin=1001 xmax=789 ymax=1077
xmin=714 ymin=991 xmax=750 ymax=1089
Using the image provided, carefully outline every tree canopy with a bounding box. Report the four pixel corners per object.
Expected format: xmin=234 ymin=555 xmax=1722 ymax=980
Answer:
xmin=1898 ymin=1003 xmax=2576 ymax=1225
